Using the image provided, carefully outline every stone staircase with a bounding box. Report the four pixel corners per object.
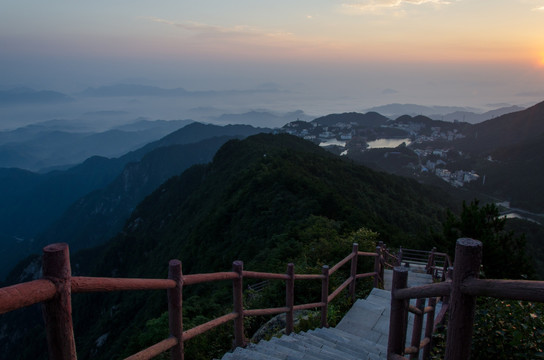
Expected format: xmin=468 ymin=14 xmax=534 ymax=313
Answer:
xmin=220 ymin=269 xmax=440 ymax=360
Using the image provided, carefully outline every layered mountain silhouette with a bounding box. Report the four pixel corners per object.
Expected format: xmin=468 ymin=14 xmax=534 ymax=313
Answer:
xmin=0 ymin=122 xmax=270 ymax=279
xmin=0 ymin=88 xmax=74 ymax=105
xmin=0 ymin=133 xmax=453 ymax=360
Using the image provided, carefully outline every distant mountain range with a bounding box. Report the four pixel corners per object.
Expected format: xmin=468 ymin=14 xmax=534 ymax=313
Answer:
xmin=211 ymin=110 xmax=313 ymax=128
xmin=0 ymin=87 xmax=74 ymax=105
xmin=79 ymin=83 xmax=282 ymax=97
xmin=0 ymin=119 xmax=193 ymax=171
xmin=365 ymin=103 xmax=525 ymax=124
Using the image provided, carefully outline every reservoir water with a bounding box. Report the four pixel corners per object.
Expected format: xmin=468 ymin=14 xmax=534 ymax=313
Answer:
xmin=367 ymin=138 xmax=411 ymax=149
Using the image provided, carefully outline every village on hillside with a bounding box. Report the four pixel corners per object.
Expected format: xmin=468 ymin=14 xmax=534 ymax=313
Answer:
xmin=280 ymin=117 xmax=480 ymax=188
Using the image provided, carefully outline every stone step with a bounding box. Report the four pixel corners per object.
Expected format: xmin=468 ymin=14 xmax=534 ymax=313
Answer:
xmin=312 ymin=327 xmax=387 ymax=356
xmin=383 ymin=269 xmax=433 ymax=290
xmin=268 ymin=335 xmax=359 ymax=360
xmin=291 ymin=330 xmax=379 ymax=360
xmin=220 ymin=268 xmax=439 ymax=360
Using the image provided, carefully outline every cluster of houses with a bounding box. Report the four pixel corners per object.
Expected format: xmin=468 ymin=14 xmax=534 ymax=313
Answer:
xmin=282 ymin=118 xmax=480 ymax=188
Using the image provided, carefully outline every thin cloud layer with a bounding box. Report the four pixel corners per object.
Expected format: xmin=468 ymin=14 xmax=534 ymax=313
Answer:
xmin=341 ymin=0 xmax=452 ymax=14
xmin=145 ymin=17 xmax=292 ymax=40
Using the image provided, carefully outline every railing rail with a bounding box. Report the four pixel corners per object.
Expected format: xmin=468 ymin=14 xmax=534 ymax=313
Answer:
xmin=387 ymin=238 xmax=544 ymax=360
xmin=0 ymin=241 xmax=383 ymax=360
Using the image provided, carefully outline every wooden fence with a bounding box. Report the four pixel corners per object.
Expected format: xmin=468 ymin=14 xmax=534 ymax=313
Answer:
xmin=396 ymin=246 xmax=452 ymax=282
xmin=387 ymin=238 xmax=544 ymax=360
xmin=0 ymin=242 xmax=385 ymax=360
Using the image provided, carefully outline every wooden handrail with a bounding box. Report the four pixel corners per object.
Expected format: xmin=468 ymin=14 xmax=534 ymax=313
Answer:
xmin=392 ymin=282 xmax=451 ymax=300
xmin=72 ymin=276 xmax=176 ymax=292
xmin=329 ymin=252 xmax=355 ymax=275
xmin=242 ymin=270 xmax=290 ymax=280
xmin=0 ymin=279 xmax=57 ymax=315
xmin=0 ymin=242 xmax=384 ymax=360
xmin=183 ymin=272 xmax=238 ymax=285
xmin=386 ymin=239 xmax=544 ymax=360
xmin=183 ymin=312 xmax=238 ymax=341
xmin=355 ymin=271 xmax=377 ymax=279
xmin=244 ymin=307 xmax=290 ymax=317
xmin=294 ymin=274 xmax=324 ymax=280
xmin=293 ymin=302 xmax=326 ymax=311
xmin=327 ymin=276 xmax=353 ymax=303
xmin=124 ymin=337 xmax=178 ymax=360
xmin=461 ymin=278 xmax=544 ymax=302
xmin=357 ymin=251 xmax=378 ymax=257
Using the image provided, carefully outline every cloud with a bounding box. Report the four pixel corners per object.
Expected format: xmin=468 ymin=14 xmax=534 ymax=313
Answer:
xmin=144 ymin=17 xmax=292 ymax=40
xmin=341 ymin=0 xmax=452 ymax=14
xmin=533 ymin=5 xmax=544 ymax=11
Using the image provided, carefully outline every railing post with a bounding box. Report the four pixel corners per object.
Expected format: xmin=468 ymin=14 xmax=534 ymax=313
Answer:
xmin=387 ymin=266 xmax=409 ymax=359
xmin=320 ymin=265 xmax=329 ymax=328
xmin=444 ymin=238 xmax=482 ymax=360
xmin=397 ymin=247 xmax=403 ymax=266
xmin=349 ymin=243 xmax=359 ymax=300
xmin=233 ymin=261 xmax=245 ymax=348
xmin=442 ymin=267 xmax=453 ymax=305
xmin=441 ymin=260 xmax=448 ymax=282
xmin=373 ymin=245 xmax=381 ymax=289
xmin=409 ymin=298 xmax=425 ymax=359
xmin=421 ymin=297 xmax=436 ymax=360
xmin=286 ymin=263 xmax=294 ymax=335
xmin=42 ymin=243 xmax=77 ymax=360
xmin=379 ymin=243 xmax=385 ymax=286
xmin=426 ymin=247 xmax=436 ymax=276
xmin=168 ymin=260 xmax=183 ymax=360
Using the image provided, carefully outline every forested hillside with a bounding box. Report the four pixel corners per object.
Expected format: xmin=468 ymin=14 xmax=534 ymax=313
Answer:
xmin=1 ymin=134 xmax=456 ymax=359
xmin=0 ymin=122 xmax=269 ymax=280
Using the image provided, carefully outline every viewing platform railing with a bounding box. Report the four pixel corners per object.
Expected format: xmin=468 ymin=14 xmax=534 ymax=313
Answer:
xmin=0 ymin=242 xmax=384 ymax=360
xmin=387 ymin=238 xmax=544 ymax=360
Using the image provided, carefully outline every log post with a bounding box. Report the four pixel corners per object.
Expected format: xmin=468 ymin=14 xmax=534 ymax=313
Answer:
xmin=379 ymin=243 xmax=385 ymax=287
xmin=421 ymin=297 xmax=437 ymax=360
xmin=285 ymin=263 xmax=294 ymax=335
xmin=426 ymin=247 xmax=436 ymax=276
xmin=409 ymin=298 xmax=425 ymax=359
xmin=373 ymin=245 xmax=381 ymax=289
xmin=320 ymin=265 xmax=329 ymax=328
xmin=441 ymin=261 xmax=448 ymax=282
xmin=397 ymin=247 xmax=403 ymax=266
xmin=442 ymin=267 xmax=453 ymax=305
xmin=387 ymin=266 xmax=409 ymax=359
xmin=232 ymin=261 xmax=245 ymax=348
xmin=42 ymin=243 xmax=77 ymax=360
xmin=444 ymin=238 xmax=482 ymax=360
xmin=349 ymin=243 xmax=359 ymax=300
xmin=168 ymin=260 xmax=183 ymax=360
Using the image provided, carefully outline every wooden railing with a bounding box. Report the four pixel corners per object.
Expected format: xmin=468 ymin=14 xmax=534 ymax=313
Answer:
xmin=0 ymin=242 xmax=384 ymax=360
xmin=396 ymin=247 xmax=452 ymax=282
xmin=387 ymin=238 xmax=544 ymax=360
xmin=380 ymin=241 xmax=401 ymax=269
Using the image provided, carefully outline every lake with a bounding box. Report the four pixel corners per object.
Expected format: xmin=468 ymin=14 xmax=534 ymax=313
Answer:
xmin=367 ymin=138 xmax=411 ymax=149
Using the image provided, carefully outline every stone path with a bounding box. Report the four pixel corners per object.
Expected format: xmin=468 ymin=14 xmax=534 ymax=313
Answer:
xmin=219 ymin=269 xmax=440 ymax=360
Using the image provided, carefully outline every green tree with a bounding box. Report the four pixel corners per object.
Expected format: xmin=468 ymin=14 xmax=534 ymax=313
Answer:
xmin=442 ymin=199 xmax=533 ymax=279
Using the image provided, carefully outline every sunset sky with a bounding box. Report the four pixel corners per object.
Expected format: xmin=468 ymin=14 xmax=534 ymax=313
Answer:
xmin=2 ymin=0 xmax=544 ymax=113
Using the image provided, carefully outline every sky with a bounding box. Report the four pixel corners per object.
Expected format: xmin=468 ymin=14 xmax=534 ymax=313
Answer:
xmin=1 ymin=0 xmax=544 ymax=117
